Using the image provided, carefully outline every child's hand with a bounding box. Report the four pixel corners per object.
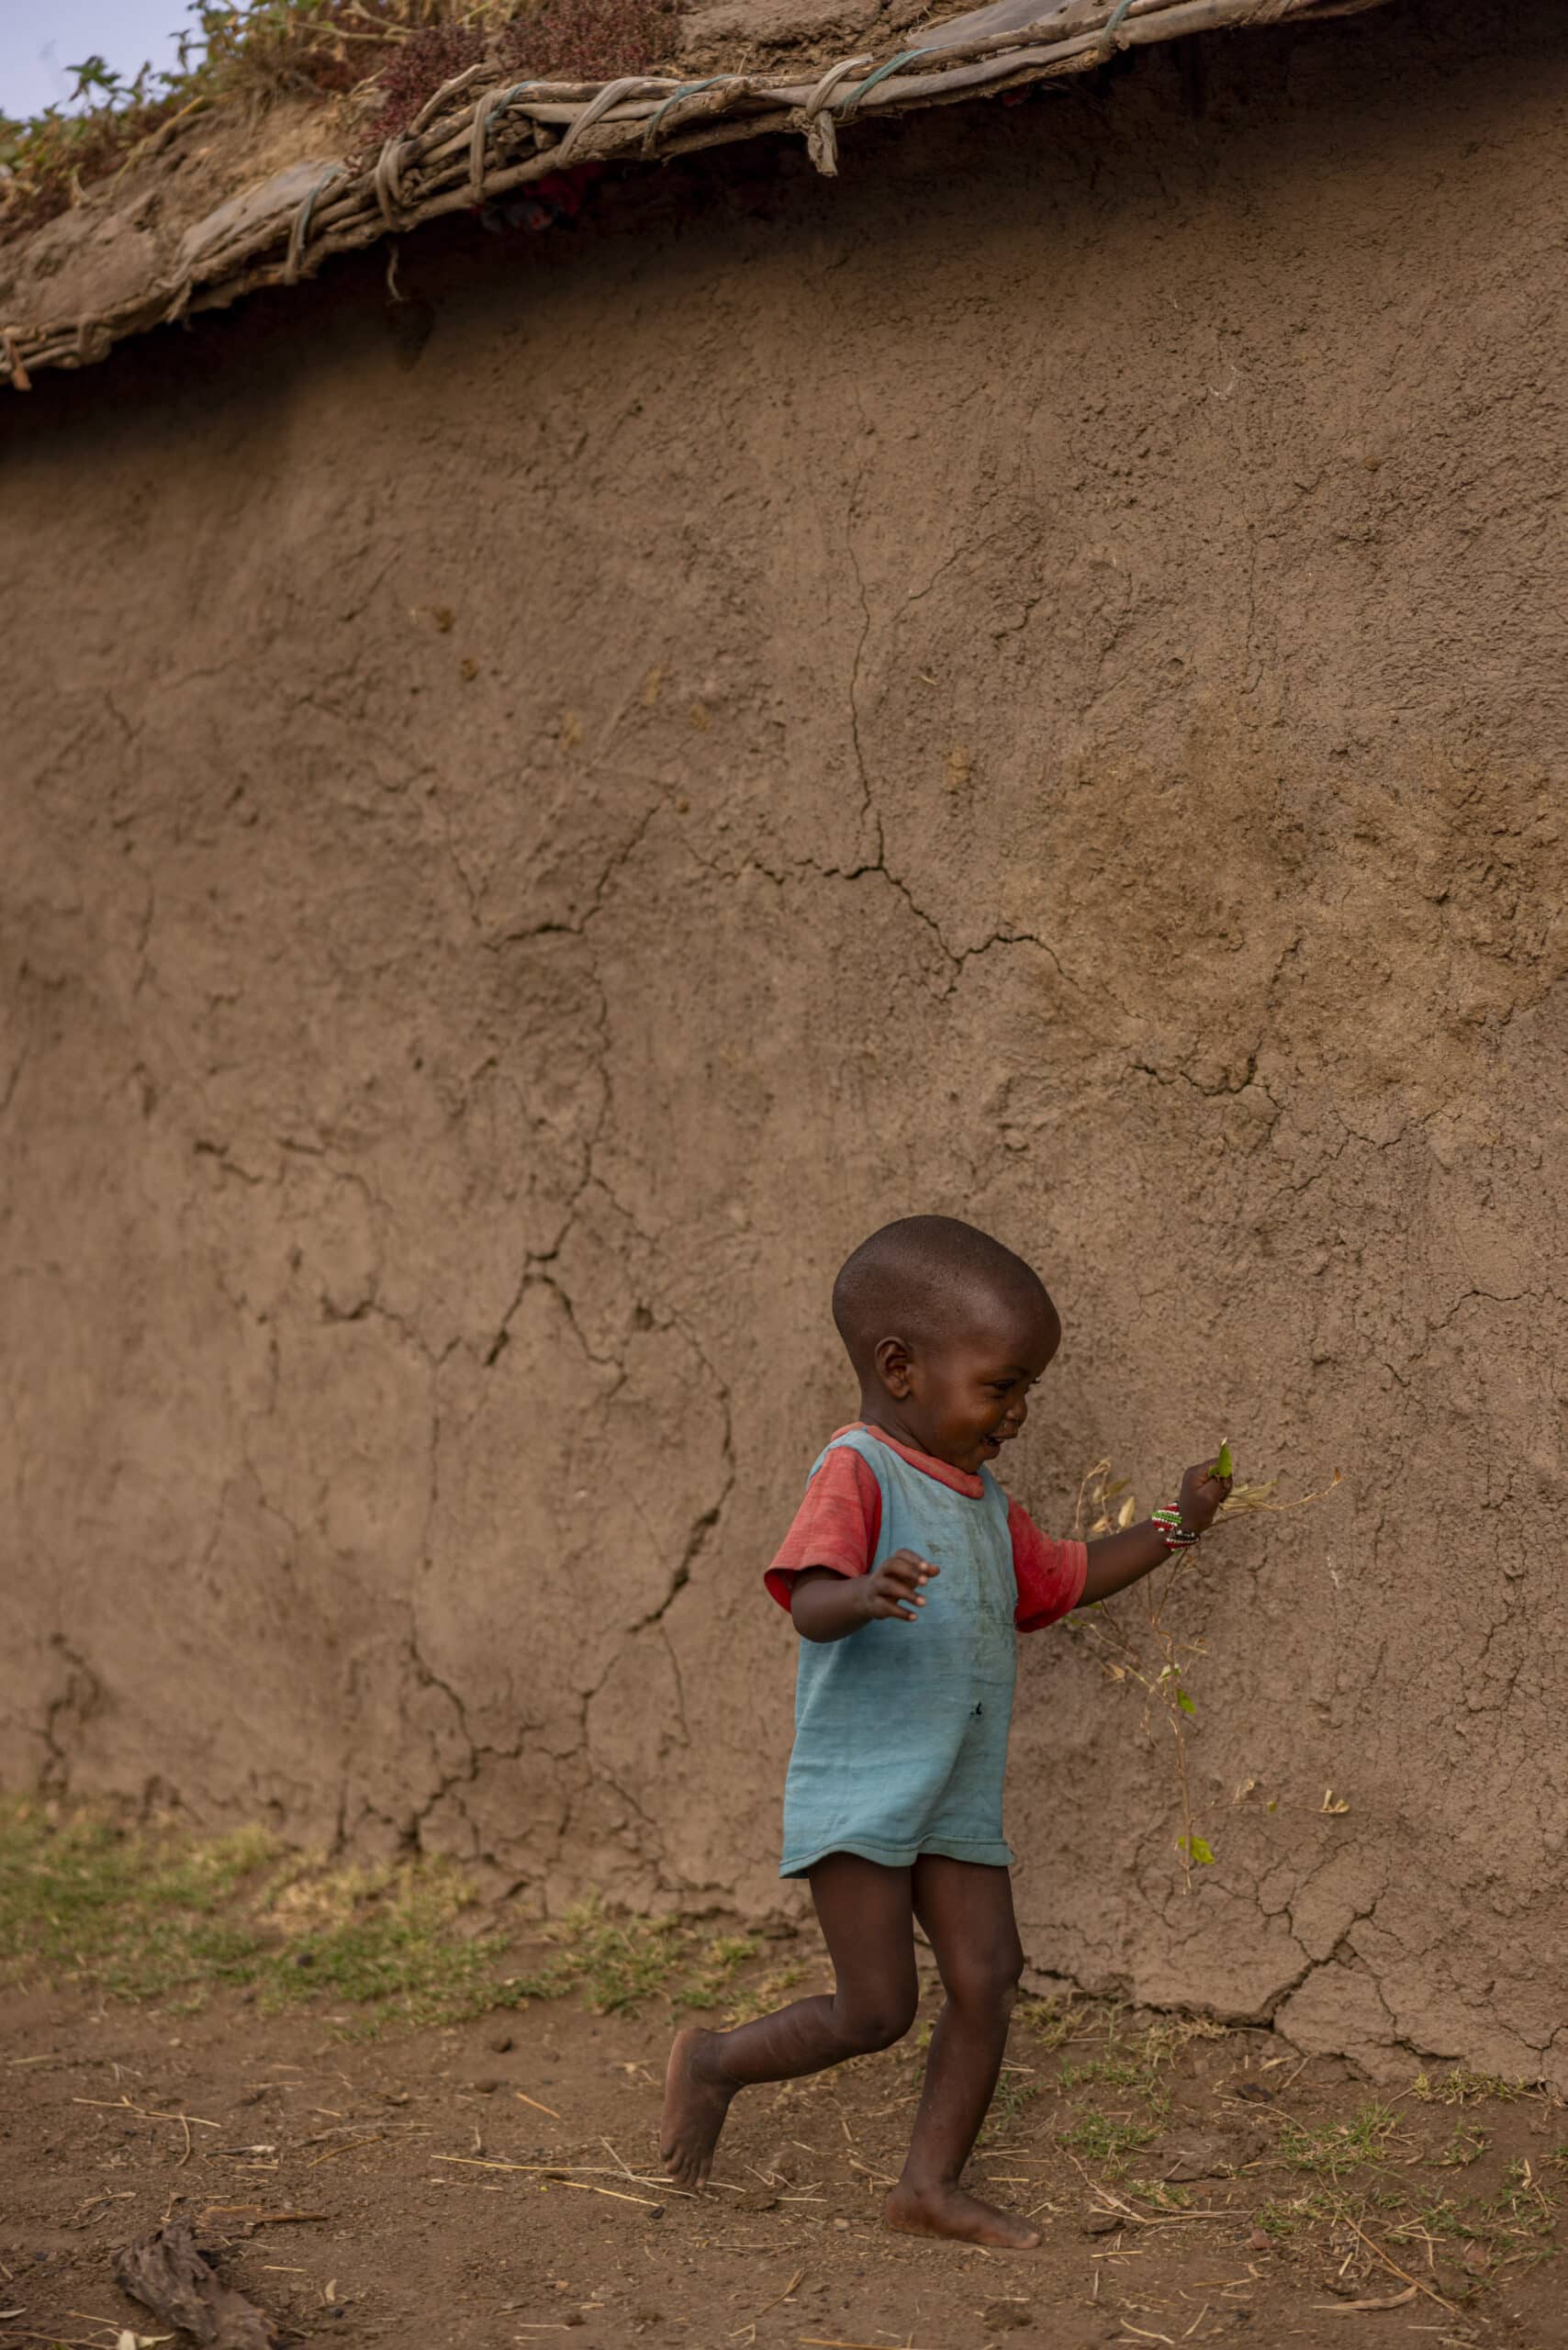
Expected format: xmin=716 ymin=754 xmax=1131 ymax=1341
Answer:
xmin=1178 ymin=1455 xmax=1234 ymax=1535
xmin=860 ymin=1548 xmax=939 ymax=1623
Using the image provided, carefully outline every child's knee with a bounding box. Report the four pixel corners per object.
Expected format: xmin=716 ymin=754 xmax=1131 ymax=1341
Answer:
xmin=838 ymin=1988 xmax=918 ymax=2053
xmin=949 ymin=1939 xmax=1025 ymax=2015
xmin=987 ymin=1964 xmax=1023 ymax=2023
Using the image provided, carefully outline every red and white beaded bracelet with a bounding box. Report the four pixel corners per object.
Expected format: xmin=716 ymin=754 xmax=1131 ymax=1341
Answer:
xmin=1151 ymin=1505 xmax=1199 ymax=1551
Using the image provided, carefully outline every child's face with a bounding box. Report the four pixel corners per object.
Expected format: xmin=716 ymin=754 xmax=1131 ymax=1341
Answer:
xmin=883 ymin=1291 xmax=1061 ymax=1475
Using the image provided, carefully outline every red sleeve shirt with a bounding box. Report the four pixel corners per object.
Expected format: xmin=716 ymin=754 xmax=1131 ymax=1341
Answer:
xmin=763 ymin=1444 xmax=881 ymax=1609
xmin=1007 ymin=1496 xmax=1089 ymax=1631
xmin=763 ymin=1446 xmax=1087 ymax=1631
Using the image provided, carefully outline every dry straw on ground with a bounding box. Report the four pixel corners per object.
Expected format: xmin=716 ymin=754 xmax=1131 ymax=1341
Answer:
xmin=3 ymin=0 xmax=1394 ymax=389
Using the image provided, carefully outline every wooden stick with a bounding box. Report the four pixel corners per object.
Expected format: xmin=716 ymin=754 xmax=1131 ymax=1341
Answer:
xmin=733 ymin=2268 xmax=805 ymax=2333
xmin=1311 ymin=2285 xmax=1417 ymax=2311
xmin=1 ymin=2333 xmax=109 ymax=2347
xmin=433 ymin=2153 xmax=540 ymax=2171
xmin=1342 ymin=2215 xmax=1458 ymax=2313
xmin=306 ymin=2133 xmax=382 ymax=2167
xmin=560 ymin=2180 xmax=662 ymax=2205
xmin=433 ymin=2153 xmax=701 ymax=2198
xmin=195 ymin=2207 xmax=330 ymax=2229
xmin=72 ymin=2098 xmax=219 ymax=2126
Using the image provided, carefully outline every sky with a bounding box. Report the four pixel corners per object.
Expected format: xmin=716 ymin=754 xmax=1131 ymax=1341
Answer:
xmin=1 ymin=1 xmax=190 ymax=118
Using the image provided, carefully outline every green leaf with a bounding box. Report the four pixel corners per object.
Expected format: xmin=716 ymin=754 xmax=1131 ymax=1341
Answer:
xmin=1178 ymin=1834 xmax=1216 ymax=1865
xmin=1214 ymin=1438 xmax=1234 ymax=1481
xmin=1176 ymin=1690 xmax=1196 ymax=1717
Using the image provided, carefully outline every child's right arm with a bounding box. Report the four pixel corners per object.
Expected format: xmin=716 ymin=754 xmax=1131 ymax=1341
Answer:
xmin=1078 ymin=1458 xmax=1230 ymax=1604
xmin=790 ymin=1550 xmax=938 ymax=1644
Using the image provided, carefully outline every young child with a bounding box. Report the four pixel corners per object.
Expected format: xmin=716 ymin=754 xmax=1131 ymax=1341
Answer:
xmin=661 ymin=1214 xmax=1233 ymax=2248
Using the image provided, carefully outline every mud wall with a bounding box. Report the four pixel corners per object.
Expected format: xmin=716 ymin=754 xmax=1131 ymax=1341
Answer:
xmin=5 ymin=0 xmax=1567 ymax=2086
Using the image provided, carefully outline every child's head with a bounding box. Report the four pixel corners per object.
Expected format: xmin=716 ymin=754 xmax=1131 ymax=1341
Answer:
xmin=833 ymin=1215 xmax=1060 ymax=1474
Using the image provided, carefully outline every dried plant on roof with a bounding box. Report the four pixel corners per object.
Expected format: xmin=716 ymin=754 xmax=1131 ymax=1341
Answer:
xmin=367 ymin=0 xmax=679 ymax=140
xmin=0 ymin=0 xmax=678 ymax=243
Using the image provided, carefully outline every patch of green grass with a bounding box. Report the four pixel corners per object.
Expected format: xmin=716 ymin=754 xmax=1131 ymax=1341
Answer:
xmin=1413 ymin=2065 xmax=1529 ymax=2107
xmin=723 ymin=1956 xmax=807 ymax=2026
xmin=0 ymin=1800 xmax=518 ymax=2032
xmin=1253 ymin=2192 xmax=1328 ymax=2241
xmin=1487 ymin=2159 xmax=1557 ymax=2231
xmin=506 ymin=1899 xmax=756 ymax=2017
xmin=678 ymin=1933 xmax=763 ymax=2011
xmin=1278 ymin=2102 xmax=1404 ymax=2180
xmin=0 ymin=1803 xmax=278 ymax=1998
xmin=978 ymin=2066 xmax=1040 ymax=2145
xmin=1031 ymin=2001 xmax=1188 ymax=2176
xmin=961 ymin=1994 xmax=1191 ymax=2154
xmin=1433 ymin=2164 xmax=1562 ymax=2282
xmin=1060 ymin=2048 xmax=1164 ymax=2101
xmin=1022 ymin=1994 xmax=1220 ymax=2098
xmin=1136 ymin=2010 xmax=1228 ymax=2068
xmin=259 ymin=1861 xmax=506 ymax=2033
xmin=507 ymin=1898 xmax=688 ymax=2013
xmin=0 ymin=1799 xmax=763 ymax=2039
xmin=1016 ymin=1993 xmax=1084 ymax=2053
xmin=1390 ymin=2189 xmax=1481 ymax=2247
xmin=1061 ymin=2109 xmax=1161 ymax=2177
xmin=1258 ymin=2166 xmax=1562 ymax=2300
xmin=910 ymin=2013 xmax=936 ymax=2056
xmin=1433 ymin=2121 xmax=1489 ymax=2168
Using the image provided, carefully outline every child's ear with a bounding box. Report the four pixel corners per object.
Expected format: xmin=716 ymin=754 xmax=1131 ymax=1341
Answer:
xmin=874 ymin=1336 xmax=914 ymax=1398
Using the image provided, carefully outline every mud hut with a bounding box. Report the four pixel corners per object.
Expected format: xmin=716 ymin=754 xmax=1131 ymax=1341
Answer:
xmin=4 ymin=0 xmax=1565 ymax=2093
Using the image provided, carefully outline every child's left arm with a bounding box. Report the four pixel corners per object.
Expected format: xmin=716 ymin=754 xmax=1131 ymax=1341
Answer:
xmin=1079 ymin=1455 xmax=1231 ymax=1606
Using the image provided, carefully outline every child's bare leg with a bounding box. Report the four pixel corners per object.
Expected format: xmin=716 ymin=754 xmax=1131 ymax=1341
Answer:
xmin=885 ymin=1855 xmax=1038 ymax=2250
xmin=662 ymin=1852 xmax=917 ymax=2188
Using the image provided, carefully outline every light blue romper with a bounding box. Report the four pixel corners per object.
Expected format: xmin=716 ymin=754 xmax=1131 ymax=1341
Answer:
xmin=780 ymin=1428 xmax=1020 ymax=1878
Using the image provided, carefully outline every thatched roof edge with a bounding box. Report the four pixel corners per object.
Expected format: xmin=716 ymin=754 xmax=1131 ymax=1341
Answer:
xmin=2 ymin=0 xmax=1393 ymax=393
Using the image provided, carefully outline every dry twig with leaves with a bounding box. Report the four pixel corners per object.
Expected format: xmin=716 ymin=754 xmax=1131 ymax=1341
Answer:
xmin=1070 ymin=1449 xmax=1342 ymax=1891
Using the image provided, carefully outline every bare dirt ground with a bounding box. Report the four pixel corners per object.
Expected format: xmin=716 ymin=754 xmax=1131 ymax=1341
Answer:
xmin=3 ymin=1941 xmax=1563 ymax=2350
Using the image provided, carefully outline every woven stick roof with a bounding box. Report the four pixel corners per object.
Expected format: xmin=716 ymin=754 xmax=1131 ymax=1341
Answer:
xmin=1 ymin=0 xmax=1392 ymax=394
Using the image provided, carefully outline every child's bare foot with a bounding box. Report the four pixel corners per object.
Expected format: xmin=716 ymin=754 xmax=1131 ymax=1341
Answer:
xmin=884 ymin=2179 xmax=1041 ymax=2249
xmin=660 ymin=2025 xmax=736 ymax=2188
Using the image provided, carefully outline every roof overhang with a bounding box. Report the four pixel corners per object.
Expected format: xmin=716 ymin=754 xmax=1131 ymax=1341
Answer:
xmin=1 ymin=0 xmax=1394 ymax=393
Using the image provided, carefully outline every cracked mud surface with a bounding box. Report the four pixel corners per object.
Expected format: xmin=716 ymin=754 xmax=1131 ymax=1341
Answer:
xmin=5 ymin=0 xmax=1568 ymax=2084
xmin=1 ymin=1970 xmax=1563 ymax=2350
